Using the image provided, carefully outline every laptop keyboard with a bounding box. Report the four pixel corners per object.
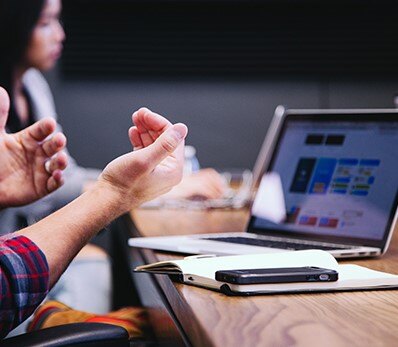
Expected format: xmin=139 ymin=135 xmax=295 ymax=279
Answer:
xmin=203 ymin=236 xmax=354 ymax=251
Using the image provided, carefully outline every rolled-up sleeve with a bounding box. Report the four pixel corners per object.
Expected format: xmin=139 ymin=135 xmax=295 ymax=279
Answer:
xmin=0 ymin=236 xmax=49 ymax=338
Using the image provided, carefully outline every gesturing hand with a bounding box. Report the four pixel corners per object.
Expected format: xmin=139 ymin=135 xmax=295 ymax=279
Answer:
xmin=129 ymin=107 xmax=173 ymax=150
xmin=130 ymin=109 xmax=227 ymax=201
xmin=0 ymin=87 xmax=67 ymax=208
xmin=98 ymin=108 xmax=188 ymax=211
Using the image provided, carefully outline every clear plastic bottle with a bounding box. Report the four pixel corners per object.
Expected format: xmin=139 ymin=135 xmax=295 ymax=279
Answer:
xmin=184 ymin=145 xmax=200 ymax=175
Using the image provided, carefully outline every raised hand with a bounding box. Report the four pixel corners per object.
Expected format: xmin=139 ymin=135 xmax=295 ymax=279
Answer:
xmin=17 ymin=109 xmax=185 ymax=289
xmin=0 ymin=87 xmax=67 ymax=208
xmin=130 ymin=108 xmax=227 ymax=201
xmin=129 ymin=107 xmax=172 ymax=149
xmin=98 ymin=108 xmax=187 ymax=210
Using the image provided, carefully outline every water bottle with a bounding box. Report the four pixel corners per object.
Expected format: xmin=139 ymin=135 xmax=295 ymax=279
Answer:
xmin=184 ymin=145 xmax=200 ymax=175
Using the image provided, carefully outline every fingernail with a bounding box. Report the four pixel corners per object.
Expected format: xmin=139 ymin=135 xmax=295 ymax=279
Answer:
xmin=173 ymin=123 xmax=188 ymax=140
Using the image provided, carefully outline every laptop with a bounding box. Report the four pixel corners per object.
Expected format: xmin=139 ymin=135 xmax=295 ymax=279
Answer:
xmin=140 ymin=106 xmax=287 ymax=210
xmin=129 ymin=108 xmax=398 ymax=258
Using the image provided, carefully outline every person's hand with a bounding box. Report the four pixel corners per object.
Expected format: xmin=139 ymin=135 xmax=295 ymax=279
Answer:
xmin=163 ymin=168 xmax=228 ymax=200
xmin=129 ymin=107 xmax=172 ymax=150
xmin=0 ymin=87 xmax=67 ymax=208
xmin=129 ymin=109 xmax=227 ymax=200
xmin=98 ymin=108 xmax=188 ymax=211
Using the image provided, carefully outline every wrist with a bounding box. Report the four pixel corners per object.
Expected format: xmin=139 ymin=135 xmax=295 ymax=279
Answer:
xmin=91 ymin=179 xmax=138 ymax=216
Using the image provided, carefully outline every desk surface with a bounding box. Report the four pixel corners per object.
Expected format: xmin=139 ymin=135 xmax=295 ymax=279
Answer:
xmin=131 ymin=208 xmax=398 ymax=347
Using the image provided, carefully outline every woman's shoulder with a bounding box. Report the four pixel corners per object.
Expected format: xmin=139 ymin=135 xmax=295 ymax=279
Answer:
xmin=22 ymin=69 xmax=57 ymax=120
xmin=22 ymin=68 xmax=50 ymax=91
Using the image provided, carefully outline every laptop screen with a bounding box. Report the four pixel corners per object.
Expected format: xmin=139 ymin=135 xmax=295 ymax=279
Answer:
xmin=249 ymin=112 xmax=398 ymax=248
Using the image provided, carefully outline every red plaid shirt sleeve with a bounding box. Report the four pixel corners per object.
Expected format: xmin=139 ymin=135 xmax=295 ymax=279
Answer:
xmin=0 ymin=235 xmax=49 ymax=338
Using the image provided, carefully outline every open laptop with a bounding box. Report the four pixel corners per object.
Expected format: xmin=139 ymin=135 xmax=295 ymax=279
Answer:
xmin=140 ymin=106 xmax=288 ymax=210
xmin=129 ymin=108 xmax=398 ymax=258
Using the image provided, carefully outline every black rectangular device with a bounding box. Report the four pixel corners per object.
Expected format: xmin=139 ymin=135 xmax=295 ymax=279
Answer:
xmin=215 ymin=267 xmax=338 ymax=285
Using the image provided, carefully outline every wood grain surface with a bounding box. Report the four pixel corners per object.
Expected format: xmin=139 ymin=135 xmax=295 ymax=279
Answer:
xmin=131 ymin=208 xmax=398 ymax=347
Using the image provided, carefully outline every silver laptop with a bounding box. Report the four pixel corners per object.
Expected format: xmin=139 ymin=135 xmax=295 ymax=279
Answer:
xmin=140 ymin=106 xmax=287 ymax=210
xmin=130 ymin=108 xmax=398 ymax=258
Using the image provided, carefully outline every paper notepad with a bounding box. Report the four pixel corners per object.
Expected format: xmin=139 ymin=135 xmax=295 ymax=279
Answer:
xmin=134 ymin=250 xmax=398 ymax=295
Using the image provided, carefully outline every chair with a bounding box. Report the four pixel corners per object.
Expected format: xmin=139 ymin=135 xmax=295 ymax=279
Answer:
xmin=1 ymin=323 xmax=129 ymax=347
xmin=2 ymin=217 xmax=148 ymax=347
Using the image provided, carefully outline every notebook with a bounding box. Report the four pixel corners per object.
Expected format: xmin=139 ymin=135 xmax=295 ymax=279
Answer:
xmin=134 ymin=250 xmax=398 ymax=295
xmin=129 ymin=108 xmax=398 ymax=258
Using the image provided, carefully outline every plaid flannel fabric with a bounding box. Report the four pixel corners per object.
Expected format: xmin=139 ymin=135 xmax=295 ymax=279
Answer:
xmin=0 ymin=235 xmax=49 ymax=338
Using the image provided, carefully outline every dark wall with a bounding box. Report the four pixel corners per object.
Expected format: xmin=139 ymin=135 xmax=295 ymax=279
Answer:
xmin=47 ymin=0 xmax=398 ymax=170
xmin=47 ymin=71 xmax=397 ymax=170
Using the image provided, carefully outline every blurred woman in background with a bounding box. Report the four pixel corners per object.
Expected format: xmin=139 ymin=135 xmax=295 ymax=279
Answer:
xmin=0 ymin=0 xmax=225 ymax=335
xmin=0 ymin=1 xmax=113 ymax=335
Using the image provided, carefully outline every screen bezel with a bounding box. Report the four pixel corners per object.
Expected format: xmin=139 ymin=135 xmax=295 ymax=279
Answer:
xmin=247 ymin=109 xmax=398 ymax=249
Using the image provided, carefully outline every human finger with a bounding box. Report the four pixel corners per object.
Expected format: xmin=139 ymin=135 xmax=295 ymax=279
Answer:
xmin=201 ymin=169 xmax=228 ymax=194
xmin=138 ymin=123 xmax=188 ymax=170
xmin=45 ymin=152 xmax=68 ymax=174
xmin=128 ymin=127 xmax=144 ymax=150
xmin=132 ymin=107 xmax=171 ymax=134
xmin=192 ymin=169 xmax=226 ymax=193
xmin=133 ymin=113 xmax=158 ymax=143
xmin=24 ymin=117 xmax=57 ymax=142
xmin=0 ymin=87 xmax=10 ymax=133
xmin=197 ymin=180 xmax=225 ymax=199
xmin=133 ymin=108 xmax=174 ymax=147
xmin=138 ymin=129 xmax=154 ymax=148
xmin=47 ymin=170 xmax=64 ymax=192
xmin=42 ymin=132 xmax=67 ymax=157
xmin=132 ymin=118 xmax=156 ymax=147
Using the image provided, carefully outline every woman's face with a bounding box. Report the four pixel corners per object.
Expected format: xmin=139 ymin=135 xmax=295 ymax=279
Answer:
xmin=24 ymin=0 xmax=65 ymax=71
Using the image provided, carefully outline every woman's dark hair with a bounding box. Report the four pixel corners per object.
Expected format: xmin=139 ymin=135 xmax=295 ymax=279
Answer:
xmin=0 ymin=0 xmax=45 ymax=127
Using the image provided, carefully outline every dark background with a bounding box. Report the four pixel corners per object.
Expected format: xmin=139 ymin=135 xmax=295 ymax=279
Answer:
xmin=48 ymin=0 xmax=398 ymax=170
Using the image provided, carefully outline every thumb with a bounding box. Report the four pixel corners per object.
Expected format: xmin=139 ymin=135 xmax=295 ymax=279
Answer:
xmin=139 ymin=123 xmax=188 ymax=168
xmin=0 ymin=87 xmax=10 ymax=133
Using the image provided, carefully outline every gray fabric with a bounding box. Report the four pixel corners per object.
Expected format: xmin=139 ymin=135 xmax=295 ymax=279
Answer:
xmin=47 ymin=257 xmax=112 ymax=314
xmin=0 ymin=69 xmax=101 ymax=234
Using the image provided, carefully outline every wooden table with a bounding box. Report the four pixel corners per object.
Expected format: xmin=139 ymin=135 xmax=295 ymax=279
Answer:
xmin=129 ymin=208 xmax=398 ymax=347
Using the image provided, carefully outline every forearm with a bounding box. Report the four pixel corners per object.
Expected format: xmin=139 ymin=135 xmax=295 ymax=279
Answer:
xmin=16 ymin=183 xmax=127 ymax=286
xmin=14 ymin=114 xmax=187 ymax=288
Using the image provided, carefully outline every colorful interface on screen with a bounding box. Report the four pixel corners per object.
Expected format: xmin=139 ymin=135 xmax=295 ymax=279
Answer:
xmin=253 ymin=119 xmax=398 ymax=240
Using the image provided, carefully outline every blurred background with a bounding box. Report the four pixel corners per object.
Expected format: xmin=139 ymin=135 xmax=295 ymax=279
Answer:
xmin=48 ymin=0 xmax=398 ymax=170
